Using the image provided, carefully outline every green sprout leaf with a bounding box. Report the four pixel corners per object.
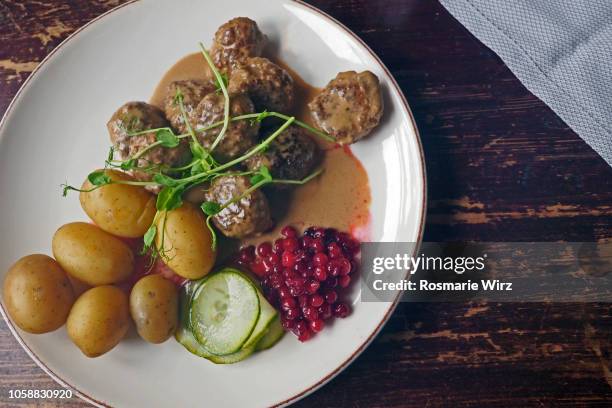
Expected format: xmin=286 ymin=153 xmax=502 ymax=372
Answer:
xmin=156 ymin=128 xmax=180 ymax=148
xmin=153 ymin=173 xmax=179 ymax=187
xmin=143 ymin=224 xmax=157 ymax=248
xmin=190 ymin=141 xmax=206 ymax=159
xmin=120 ymin=159 xmax=137 ymax=171
xmin=190 ymin=160 xmax=204 ymax=176
xmin=201 ymin=201 xmax=221 ymax=216
xmin=87 ymin=170 xmax=112 ymax=186
xmin=156 ymin=186 xmax=184 ymax=212
xmin=250 ymin=165 xmax=272 ymax=185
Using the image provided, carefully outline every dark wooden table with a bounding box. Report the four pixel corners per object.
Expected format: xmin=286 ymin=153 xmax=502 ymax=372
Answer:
xmin=1 ymin=0 xmax=611 ymax=407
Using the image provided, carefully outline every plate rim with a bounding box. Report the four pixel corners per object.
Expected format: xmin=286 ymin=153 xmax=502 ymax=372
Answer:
xmin=0 ymin=1 xmax=428 ymax=406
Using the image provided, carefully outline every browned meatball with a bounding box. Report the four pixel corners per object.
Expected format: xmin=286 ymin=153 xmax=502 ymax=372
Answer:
xmin=245 ymin=125 xmax=320 ymax=183
xmin=193 ymin=93 xmax=259 ymax=163
xmin=205 ymin=174 xmax=273 ymax=238
xmin=228 ymin=57 xmax=294 ymax=112
xmin=107 ymin=102 xmax=189 ymax=189
xmin=210 ymin=17 xmax=267 ymax=74
xmin=308 ymin=71 xmax=383 ymax=144
xmin=163 ymin=79 xmax=216 ymax=134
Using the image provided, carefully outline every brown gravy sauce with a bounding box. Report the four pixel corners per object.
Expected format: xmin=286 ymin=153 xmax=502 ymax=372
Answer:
xmin=150 ymin=53 xmax=371 ymax=249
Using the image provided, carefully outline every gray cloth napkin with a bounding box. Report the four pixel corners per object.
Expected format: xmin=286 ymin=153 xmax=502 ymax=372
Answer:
xmin=439 ymin=0 xmax=612 ymax=167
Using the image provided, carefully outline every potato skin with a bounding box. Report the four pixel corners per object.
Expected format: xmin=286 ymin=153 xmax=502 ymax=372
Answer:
xmin=130 ymin=275 xmax=178 ymax=344
xmin=80 ymin=169 xmax=157 ymax=238
xmin=67 ymin=285 xmax=129 ymax=357
xmin=156 ymin=203 xmax=216 ymax=279
xmin=3 ymin=255 xmax=75 ymax=334
xmin=52 ymin=222 xmax=134 ymax=286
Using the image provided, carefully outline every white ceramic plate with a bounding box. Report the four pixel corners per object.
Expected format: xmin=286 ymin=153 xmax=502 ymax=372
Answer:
xmin=0 ymin=0 xmax=426 ymax=406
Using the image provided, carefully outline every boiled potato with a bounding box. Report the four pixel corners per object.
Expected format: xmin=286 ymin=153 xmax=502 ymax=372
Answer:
xmin=80 ymin=169 xmax=157 ymax=238
xmin=130 ymin=274 xmax=178 ymax=343
xmin=67 ymin=285 xmax=129 ymax=357
xmin=52 ymin=222 xmax=134 ymax=286
xmin=156 ymin=203 xmax=216 ymax=279
xmin=3 ymin=254 xmax=75 ymax=334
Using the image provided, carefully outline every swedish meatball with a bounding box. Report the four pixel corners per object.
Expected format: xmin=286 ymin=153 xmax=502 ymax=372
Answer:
xmin=107 ymin=102 xmax=189 ymax=188
xmin=228 ymin=57 xmax=294 ymax=112
xmin=163 ymin=79 xmax=216 ymax=133
xmin=205 ymin=174 xmax=273 ymax=238
xmin=210 ymin=17 xmax=266 ymax=74
xmin=308 ymin=71 xmax=383 ymax=144
xmin=245 ymin=125 xmax=320 ymax=183
xmin=193 ymin=93 xmax=259 ymax=163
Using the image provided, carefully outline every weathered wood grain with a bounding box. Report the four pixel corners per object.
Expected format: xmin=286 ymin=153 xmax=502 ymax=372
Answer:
xmin=0 ymin=0 xmax=610 ymax=407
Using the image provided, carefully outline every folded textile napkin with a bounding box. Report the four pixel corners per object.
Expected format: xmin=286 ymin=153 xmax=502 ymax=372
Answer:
xmin=440 ymin=0 xmax=612 ymax=167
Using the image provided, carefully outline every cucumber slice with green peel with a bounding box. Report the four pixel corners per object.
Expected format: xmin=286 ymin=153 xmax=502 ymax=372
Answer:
xmin=177 ymin=282 xmax=254 ymax=363
xmin=207 ymin=345 xmax=256 ymax=364
xmin=175 ymin=283 xmax=215 ymax=359
xmin=190 ymin=269 xmax=260 ymax=355
xmin=255 ymin=316 xmax=285 ymax=351
xmin=242 ymin=289 xmax=278 ymax=349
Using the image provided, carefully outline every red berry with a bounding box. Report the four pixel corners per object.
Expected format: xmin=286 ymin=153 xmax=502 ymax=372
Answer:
xmin=273 ymin=239 xmax=284 ymax=254
xmin=300 ymin=236 xmax=312 ymax=249
xmin=328 ymin=242 xmax=342 ymax=259
xmin=313 ymin=253 xmax=328 ymax=266
xmin=294 ymin=320 xmax=308 ymax=335
xmin=250 ymin=258 xmax=266 ymax=277
xmin=298 ymin=328 xmax=313 ymax=342
xmin=326 ymin=277 xmax=338 ymax=288
xmin=239 ymin=245 xmax=255 ymax=263
xmin=298 ymin=294 xmax=309 ymax=308
xmin=305 ymin=227 xmax=325 ymax=238
xmin=311 ymin=238 xmax=325 ymax=253
xmin=281 ymin=297 xmax=296 ymax=310
xmin=294 ymin=260 xmax=309 ymax=276
xmin=282 ymin=251 xmax=297 ymax=268
xmin=289 ymin=286 xmax=304 ymax=297
xmin=318 ymin=303 xmax=332 ymax=320
xmin=333 ymin=303 xmax=350 ymax=318
xmin=337 ymin=258 xmax=351 ymax=275
xmin=285 ymin=307 xmax=300 ymax=320
xmin=281 ymin=317 xmax=296 ymax=330
xmin=269 ymin=273 xmax=283 ymax=289
xmin=306 ymin=280 xmax=320 ymax=294
xmin=281 ymin=225 xmax=297 ymax=238
xmin=302 ymin=306 xmax=319 ymax=321
xmin=339 ymin=275 xmax=351 ymax=288
xmin=278 ymin=285 xmax=291 ymax=300
xmin=282 ymin=268 xmax=298 ymax=280
xmin=310 ymin=319 xmax=324 ymax=333
xmin=282 ymin=238 xmax=299 ymax=252
xmin=310 ymin=294 xmax=324 ymax=307
xmin=294 ymin=249 xmax=308 ymax=262
xmin=325 ymin=290 xmax=338 ymax=304
xmin=287 ymin=277 xmax=306 ymax=289
xmin=257 ymin=242 xmax=272 ymax=257
xmin=313 ymin=266 xmax=327 ymax=282
xmin=328 ymin=260 xmax=342 ymax=277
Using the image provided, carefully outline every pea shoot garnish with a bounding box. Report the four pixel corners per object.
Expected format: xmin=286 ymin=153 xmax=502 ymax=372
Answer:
xmin=62 ymin=43 xmax=333 ymax=259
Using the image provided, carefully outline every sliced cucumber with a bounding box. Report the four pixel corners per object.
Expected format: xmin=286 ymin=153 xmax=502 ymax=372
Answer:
xmin=190 ymin=268 xmax=260 ymax=355
xmin=207 ymin=345 xmax=256 ymax=364
xmin=256 ymin=316 xmax=285 ymax=351
xmin=175 ymin=283 xmax=215 ymax=359
xmin=242 ymin=289 xmax=278 ymax=349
